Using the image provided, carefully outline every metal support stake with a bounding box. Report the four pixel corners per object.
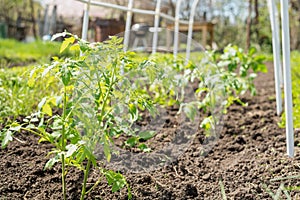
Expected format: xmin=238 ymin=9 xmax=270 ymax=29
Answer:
xmin=152 ymin=0 xmax=162 ymax=54
xmin=267 ymin=0 xmax=282 ymax=115
xmin=280 ymin=0 xmax=294 ymax=157
xmin=186 ymin=0 xmax=200 ymax=63
xmin=124 ymin=0 xmax=134 ymax=51
xmin=81 ymin=0 xmax=91 ymax=40
xmin=173 ymin=0 xmax=183 ymax=57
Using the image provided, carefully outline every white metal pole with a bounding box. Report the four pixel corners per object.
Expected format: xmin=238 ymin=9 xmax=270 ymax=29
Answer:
xmin=186 ymin=0 xmax=200 ymax=63
xmin=280 ymin=0 xmax=294 ymax=157
xmin=152 ymin=0 xmax=162 ymax=54
xmin=275 ymin=3 xmax=283 ymax=86
xmin=81 ymin=0 xmax=91 ymax=40
xmin=267 ymin=0 xmax=282 ymax=115
xmin=174 ymin=0 xmax=184 ymax=57
xmin=123 ymin=0 xmax=134 ymax=51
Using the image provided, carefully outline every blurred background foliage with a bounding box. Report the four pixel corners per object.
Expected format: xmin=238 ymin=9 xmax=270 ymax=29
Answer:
xmin=0 ymin=0 xmax=300 ymax=52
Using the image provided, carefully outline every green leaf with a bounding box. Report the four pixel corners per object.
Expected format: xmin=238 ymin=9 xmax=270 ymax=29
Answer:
xmin=51 ymin=131 xmax=61 ymax=138
xmin=66 ymin=144 xmax=78 ymax=157
xmin=42 ymin=65 xmax=55 ymax=77
xmin=103 ymin=142 xmax=111 ymax=162
xmin=10 ymin=122 xmax=21 ymax=132
xmin=83 ymin=146 xmax=97 ymax=167
xmin=125 ymin=137 xmax=138 ymax=147
xmin=44 ymin=154 xmax=60 ymax=170
xmin=60 ymin=36 xmax=75 ymax=53
xmin=52 ymin=56 xmax=59 ymax=61
xmin=48 ymin=96 xmax=57 ymax=106
xmin=27 ymin=76 xmax=35 ymax=88
xmin=256 ymin=63 xmax=268 ymax=73
xmin=61 ymin=69 xmax=71 ymax=86
xmin=10 ymin=125 xmax=22 ymax=132
xmin=139 ymin=131 xmax=156 ymax=140
xmin=69 ymin=43 xmax=80 ymax=52
xmin=200 ymin=116 xmax=212 ymax=130
xmin=218 ymin=60 xmax=231 ymax=68
xmin=60 ymin=41 xmax=69 ymax=53
xmin=38 ymin=137 xmax=50 ymax=143
xmin=51 ymin=32 xmax=67 ymax=41
xmin=38 ymin=97 xmax=47 ymax=110
xmin=55 ymin=95 xmax=63 ymax=105
xmin=28 ymin=68 xmax=37 ymax=87
xmin=128 ymin=103 xmax=138 ymax=122
xmin=30 ymin=118 xmax=39 ymax=122
xmin=42 ymin=103 xmax=52 ymax=116
xmin=183 ymin=103 xmax=197 ymax=121
xmin=248 ymin=46 xmax=256 ymax=56
xmin=105 ymin=170 xmax=127 ymax=192
xmin=138 ymin=143 xmax=151 ymax=152
xmin=1 ymin=130 xmax=13 ymax=148
xmin=25 ymin=124 xmax=36 ymax=129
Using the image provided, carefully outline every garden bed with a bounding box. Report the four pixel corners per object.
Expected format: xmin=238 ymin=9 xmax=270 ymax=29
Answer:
xmin=1 ymin=62 xmax=300 ymax=199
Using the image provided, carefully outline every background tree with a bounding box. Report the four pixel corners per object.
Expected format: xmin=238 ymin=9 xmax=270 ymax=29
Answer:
xmin=246 ymin=0 xmax=252 ymax=50
xmin=0 ymin=0 xmax=41 ymax=39
xmin=45 ymin=0 xmax=300 ymax=51
xmin=290 ymin=0 xmax=300 ymax=49
xmin=1 ymin=0 xmax=292 ymax=52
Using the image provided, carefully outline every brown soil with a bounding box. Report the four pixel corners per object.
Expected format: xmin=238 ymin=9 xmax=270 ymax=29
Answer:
xmin=1 ymin=62 xmax=300 ymax=200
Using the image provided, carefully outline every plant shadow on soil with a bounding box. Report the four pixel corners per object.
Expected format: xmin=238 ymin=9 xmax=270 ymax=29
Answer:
xmin=1 ymin=62 xmax=300 ymax=199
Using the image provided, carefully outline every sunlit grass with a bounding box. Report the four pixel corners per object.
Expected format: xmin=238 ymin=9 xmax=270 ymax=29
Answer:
xmin=279 ymin=51 xmax=300 ymax=128
xmin=0 ymin=39 xmax=70 ymax=66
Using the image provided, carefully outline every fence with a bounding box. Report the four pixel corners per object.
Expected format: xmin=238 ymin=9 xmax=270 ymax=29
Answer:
xmin=76 ymin=0 xmax=209 ymax=61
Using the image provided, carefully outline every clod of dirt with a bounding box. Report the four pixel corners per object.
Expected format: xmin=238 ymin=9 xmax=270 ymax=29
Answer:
xmin=185 ymin=183 xmax=198 ymax=197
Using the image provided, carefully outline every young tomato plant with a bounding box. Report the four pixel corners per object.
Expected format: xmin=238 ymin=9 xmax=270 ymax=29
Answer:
xmin=1 ymin=33 xmax=152 ymax=199
xmin=178 ymin=45 xmax=267 ymax=134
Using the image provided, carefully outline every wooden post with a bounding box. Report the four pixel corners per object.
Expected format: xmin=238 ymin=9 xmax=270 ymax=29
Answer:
xmin=29 ymin=0 xmax=37 ymax=38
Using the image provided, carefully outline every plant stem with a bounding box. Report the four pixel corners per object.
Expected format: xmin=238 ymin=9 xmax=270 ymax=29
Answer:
xmin=99 ymin=62 xmax=116 ymax=122
xmin=62 ymin=153 xmax=66 ymax=200
xmin=85 ymin=174 xmax=103 ymax=195
xmin=80 ymin=158 xmax=92 ymax=200
xmin=80 ymin=60 xmax=117 ymax=199
xmin=61 ymin=86 xmax=67 ymax=200
xmin=20 ymin=127 xmax=43 ymax=138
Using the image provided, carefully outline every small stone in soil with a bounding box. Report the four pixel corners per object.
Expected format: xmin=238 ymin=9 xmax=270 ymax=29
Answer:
xmin=202 ymin=173 xmax=210 ymax=181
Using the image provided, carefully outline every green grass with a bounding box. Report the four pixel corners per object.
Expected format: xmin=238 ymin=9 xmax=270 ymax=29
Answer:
xmin=0 ymin=39 xmax=69 ymax=66
xmin=279 ymin=51 xmax=300 ymax=128
xmin=290 ymin=51 xmax=300 ymax=128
